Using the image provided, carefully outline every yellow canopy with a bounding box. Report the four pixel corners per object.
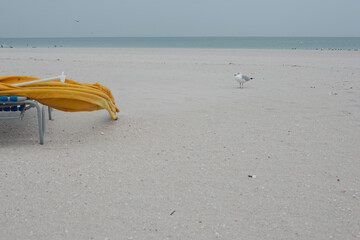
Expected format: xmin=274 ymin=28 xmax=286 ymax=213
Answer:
xmin=0 ymin=76 xmax=119 ymax=120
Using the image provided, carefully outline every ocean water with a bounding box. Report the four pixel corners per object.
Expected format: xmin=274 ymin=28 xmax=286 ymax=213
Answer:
xmin=0 ymin=37 xmax=359 ymax=50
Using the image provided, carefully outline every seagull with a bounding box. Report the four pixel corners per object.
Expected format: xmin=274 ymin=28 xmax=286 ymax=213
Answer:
xmin=234 ymin=72 xmax=253 ymax=88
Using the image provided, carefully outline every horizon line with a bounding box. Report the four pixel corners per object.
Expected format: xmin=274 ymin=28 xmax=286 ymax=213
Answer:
xmin=1 ymin=36 xmax=360 ymax=39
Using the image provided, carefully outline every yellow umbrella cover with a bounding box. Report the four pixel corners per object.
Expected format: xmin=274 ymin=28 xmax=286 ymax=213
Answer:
xmin=0 ymin=76 xmax=119 ymax=120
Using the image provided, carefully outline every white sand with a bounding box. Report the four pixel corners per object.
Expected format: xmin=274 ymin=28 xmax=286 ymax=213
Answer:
xmin=1 ymin=48 xmax=360 ymax=239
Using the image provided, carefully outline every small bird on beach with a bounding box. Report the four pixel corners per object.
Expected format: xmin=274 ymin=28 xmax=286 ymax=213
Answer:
xmin=234 ymin=72 xmax=253 ymax=88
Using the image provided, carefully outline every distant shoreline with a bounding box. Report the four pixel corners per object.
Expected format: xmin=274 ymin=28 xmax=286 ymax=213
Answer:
xmin=1 ymin=37 xmax=359 ymax=50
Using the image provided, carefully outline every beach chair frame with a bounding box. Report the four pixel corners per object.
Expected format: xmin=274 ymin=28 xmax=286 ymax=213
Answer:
xmin=0 ymin=96 xmax=52 ymax=144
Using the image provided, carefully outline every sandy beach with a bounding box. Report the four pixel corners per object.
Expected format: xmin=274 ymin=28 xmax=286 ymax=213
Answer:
xmin=1 ymin=48 xmax=360 ymax=239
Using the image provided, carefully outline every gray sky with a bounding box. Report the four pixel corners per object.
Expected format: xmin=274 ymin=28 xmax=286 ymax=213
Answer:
xmin=1 ymin=0 xmax=359 ymax=37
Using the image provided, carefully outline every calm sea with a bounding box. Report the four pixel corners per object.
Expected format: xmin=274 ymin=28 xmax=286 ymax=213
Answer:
xmin=0 ymin=37 xmax=359 ymax=50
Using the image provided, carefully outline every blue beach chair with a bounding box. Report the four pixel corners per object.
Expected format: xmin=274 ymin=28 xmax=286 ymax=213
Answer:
xmin=0 ymin=95 xmax=53 ymax=144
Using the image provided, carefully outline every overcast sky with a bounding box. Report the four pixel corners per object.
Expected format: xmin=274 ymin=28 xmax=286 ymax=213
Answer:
xmin=0 ymin=0 xmax=359 ymax=38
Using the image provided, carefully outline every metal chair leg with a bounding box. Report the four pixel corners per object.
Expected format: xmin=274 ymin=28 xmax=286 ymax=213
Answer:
xmin=31 ymin=102 xmax=44 ymax=144
xmin=48 ymin=106 xmax=53 ymax=120
xmin=42 ymin=105 xmax=46 ymax=140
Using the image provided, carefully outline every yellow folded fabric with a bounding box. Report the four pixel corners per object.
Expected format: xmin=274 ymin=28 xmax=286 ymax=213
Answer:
xmin=0 ymin=76 xmax=119 ymax=120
